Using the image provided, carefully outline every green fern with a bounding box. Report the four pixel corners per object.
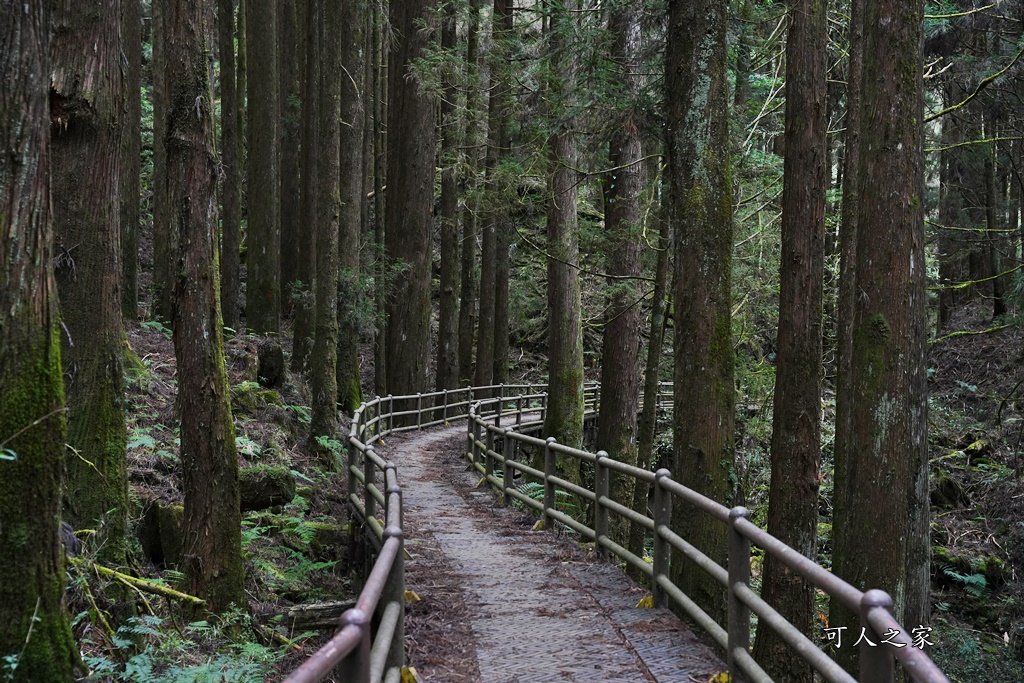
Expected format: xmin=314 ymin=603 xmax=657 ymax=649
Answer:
xmin=943 ymin=566 xmax=988 ymax=597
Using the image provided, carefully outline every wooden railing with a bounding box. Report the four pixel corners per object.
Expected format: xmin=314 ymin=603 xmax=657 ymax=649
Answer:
xmin=283 ymin=383 xmax=951 ymax=683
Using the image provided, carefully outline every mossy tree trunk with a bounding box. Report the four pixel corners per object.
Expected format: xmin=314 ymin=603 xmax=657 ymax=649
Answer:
xmin=278 ymin=0 xmax=301 ymax=312
xmin=666 ymin=0 xmax=735 ymax=625
xmin=751 ymin=1 xmax=826 ymax=679
xmin=543 ymin=0 xmax=585 ymax=461
xmin=310 ymin=0 xmax=340 ymax=460
xmin=385 ymin=0 xmax=436 ymax=397
xmin=246 ymin=0 xmax=280 ymax=334
xmin=50 ymin=0 xmax=130 ymax=568
xmin=457 ymin=0 xmax=484 ymax=386
xmin=152 ymin=0 xmax=171 ymax=322
xmin=336 ymin=0 xmax=366 ymax=414
xmin=371 ymin=0 xmax=387 ymax=397
xmin=831 ymin=0 xmax=929 ymax=672
xmin=436 ymin=0 xmax=461 ymax=392
xmin=219 ymin=0 xmax=242 ymax=332
xmin=163 ymin=0 xmax=245 ymax=612
xmin=627 ymin=190 xmax=670 ymax=582
xmin=290 ymin=0 xmax=319 ymax=372
xmin=121 ymin=0 xmax=142 ymax=322
xmin=597 ymin=0 xmax=644 ymax=546
xmin=0 ymin=2 xmax=79 ymax=677
xmin=474 ymin=0 xmax=512 ymax=391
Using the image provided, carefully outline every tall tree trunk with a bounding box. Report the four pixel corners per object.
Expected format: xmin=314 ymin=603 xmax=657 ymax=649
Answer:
xmin=986 ymin=134 xmax=1006 ymax=318
xmin=752 ymin=1 xmax=826 ymax=679
xmin=279 ymin=0 xmax=301 ymax=312
xmin=458 ymin=0 xmax=484 ymax=386
xmin=627 ymin=187 xmax=670 ymax=580
xmin=475 ymin=0 xmax=512 ymax=390
xmin=152 ymin=0 xmax=171 ymax=321
xmin=385 ymin=0 xmax=436 ymax=396
xmin=310 ymin=0 xmax=340 ymax=460
xmin=122 ymin=0 xmax=142 ymax=322
xmin=336 ymin=0 xmax=366 ymax=413
xmin=291 ymin=0 xmax=319 ymax=371
xmin=598 ymin=1 xmax=644 ymax=546
xmin=0 ymin=2 xmax=79 ymax=676
xmin=51 ymin=0 xmax=130 ymax=568
xmin=225 ymin=0 xmax=246 ymax=329
xmin=666 ymin=0 xmax=735 ymax=625
xmin=246 ymin=0 xmax=280 ymax=334
xmin=935 ymin=83 xmax=962 ymax=331
xmin=220 ymin=0 xmax=242 ymax=332
xmin=436 ymin=0 xmax=461 ymax=391
xmin=831 ymin=0 xmax=929 ymax=672
xmin=164 ymin=0 xmax=245 ymax=612
xmin=832 ymin=3 xmax=863 ymax=664
xmin=372 ymin=0 xmax=387 ymax=397
xmin=543 ymin=0 xmax=585 ymax=460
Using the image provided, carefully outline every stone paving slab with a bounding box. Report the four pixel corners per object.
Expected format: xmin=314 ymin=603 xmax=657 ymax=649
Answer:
xmin=384 ymin=425 xmax=727 ymax=683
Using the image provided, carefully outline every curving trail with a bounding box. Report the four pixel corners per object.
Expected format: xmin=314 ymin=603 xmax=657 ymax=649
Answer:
xmin=378 ymin=425 xmax=727 ymax=683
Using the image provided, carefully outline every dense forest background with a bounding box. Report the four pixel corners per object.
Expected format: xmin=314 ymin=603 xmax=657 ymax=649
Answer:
xmin=3 ymin=0 xmax=1024 ymax=680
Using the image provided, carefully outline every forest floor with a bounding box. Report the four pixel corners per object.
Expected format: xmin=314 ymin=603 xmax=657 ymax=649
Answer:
xmin=924 ymin=302 xmax=1024 ymax=680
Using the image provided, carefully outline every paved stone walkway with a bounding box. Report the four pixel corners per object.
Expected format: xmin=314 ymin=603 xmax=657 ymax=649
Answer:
xmin=381 ymin=425 xmax=727 ymax=683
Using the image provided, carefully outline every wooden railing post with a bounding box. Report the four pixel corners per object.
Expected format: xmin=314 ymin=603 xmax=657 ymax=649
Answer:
xmin=652 ymin=469 xmax=672 ymax=608
xmin=860 ymin=590 xmax=896 ymax=683
xmin=442 ymin=389 xmax=449 ymax=424
xmin=516 ymin=394 xmax=523 ymax=427
xmin=594 ymin=451 xmax=609 ymax=560
xmin=543 ymin=437 xmax=557 ymax=529
xmin=347 ymin=423 xmax=358 ymax=502
xmin=336 ymin=608 xmax=371 ymax=682
xmin=485 ymin=425 xmax=495 ymax=484
xmin=416 ymin=393 xmax=423 ymax=429
xmin=382 ymin=468 xmax=405 ymax=675
xmin=364 ymin=446 xmax=377 ymax=522
xmin=727 ymin=506 xmax=752 ymax=678
xmin=496 ymin=392 xmax=503 ymax=428
xmin=502 ymin=428 xmax=515 ymax=506
xmin=387 ymin=395 xmax=394 ymax=434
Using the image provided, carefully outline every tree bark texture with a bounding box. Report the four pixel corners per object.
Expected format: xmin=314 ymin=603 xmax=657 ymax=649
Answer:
xmin=246 ymin=0 xmax=280 ymax=334
xmin=310 ymin=0 xmax=341 ymax=458
xmin=458 ymin=0 xmax=484 ymax=386
xmin=121 ymin=0 xmax=142 ymax=321
xmin=831 ymin=0 xmax=929 ymax=670
xmin=291 ymin=0 xmax=319 ymax=372
xmin=219 ymin=0 xmax=242 ymax=332
xmin=278 ymin=0 xmax=301 ymax=311
xmin=50 ymin=0 xmax=131 ymax=568
xmin=163 ymin=0 xmax=245 ymax=612
xmin=751 ymin=1 xmax=826 ymax=680
xmin=0 ymin=2 xmax=79 ymax=676
xmin=475 ymin=0 xmax=513 ymax=390
xmin=597 ymin=1 xmax=644 ymax=547
xmin=666 ymin=0 xmax=735 ymax=625
xmin=543 ymin=0 xmax=585 ymax=458
xmin=152 ymin=0 xmax=172 ymax=321
xmin=385 ymin=0 xmax=436 ymax=396
xmin=627 ymin=195 xmax=670 ymax=580
xmin=336 ymin=0 xmax=366 ymax=414
xmin=372 ymin=0 xmax=387 ymax=397
xmin=436 ymin=0 xmax=461 ymax=392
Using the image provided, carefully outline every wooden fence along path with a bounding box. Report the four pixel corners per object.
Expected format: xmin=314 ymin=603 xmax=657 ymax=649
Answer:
xmin=283 ymin=384 xmax=953 ymax=683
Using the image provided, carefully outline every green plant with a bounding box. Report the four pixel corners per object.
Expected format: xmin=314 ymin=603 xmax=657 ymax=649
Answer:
xmin=943 ymin=566 xmax=988 ymax=597
xmin=140 ymin=320 xmax=172 ymax=339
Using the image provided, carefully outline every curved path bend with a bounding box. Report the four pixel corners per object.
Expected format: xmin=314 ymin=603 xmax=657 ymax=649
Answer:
xmin=378 ymin=424 xmax=727 ymax=683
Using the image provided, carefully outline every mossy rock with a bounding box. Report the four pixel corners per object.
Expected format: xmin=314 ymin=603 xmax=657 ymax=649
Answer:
xmin=239 ymin=465 xmax=296 ymax=512
xmin=975 ymin=555 xmax=1008 ymax=587
xmin=930 ymin=468 xmax=970 ymax=508
xmin=307 ymin=521 xmax=349 ymax=561
xmin=932 ymin=545 xmax=973 ymax=577
xmin=964 ymin=439 xmax=993 ymax=463
xmin=138 ymin=500 xmax=184 ymax=568
xmin=257 ymin=340 xmax=285 ymax=388
xmin=256 ymin=389 xmax=283 ymax=407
